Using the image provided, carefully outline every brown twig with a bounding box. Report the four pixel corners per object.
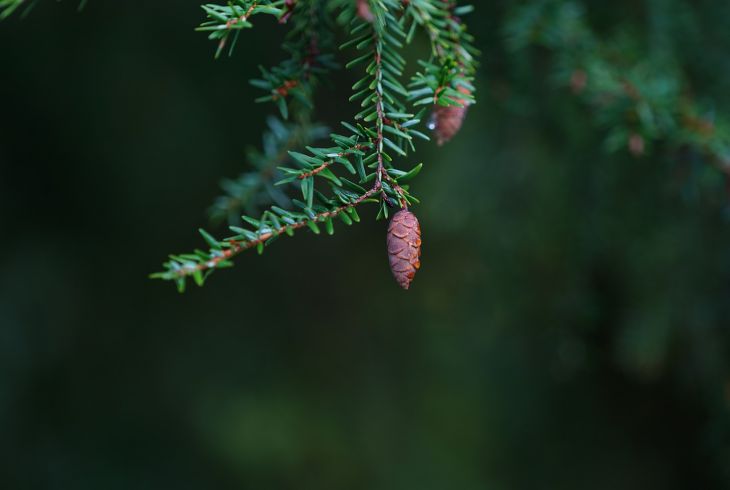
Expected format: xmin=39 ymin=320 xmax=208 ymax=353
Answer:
xmin=373 ymin=37 xmax=389 ymax=204
xmin=182 ymin=187 xmax=380 ymax=277
xmin=218 ymin=1 xmax=258 ymax=53
xmin=278 ymin=0 xmax=297 ymax=24
xmin=297 ymin=144 xmax=370 ymax=179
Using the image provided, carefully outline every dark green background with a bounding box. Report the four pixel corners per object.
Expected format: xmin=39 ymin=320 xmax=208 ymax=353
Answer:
xmin=2 ymin=1 xmax=730 ymax=489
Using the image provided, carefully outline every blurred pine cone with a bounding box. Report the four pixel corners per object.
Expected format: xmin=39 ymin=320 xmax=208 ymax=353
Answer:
xmin=429 ymin=86 xmax=471 ymax=146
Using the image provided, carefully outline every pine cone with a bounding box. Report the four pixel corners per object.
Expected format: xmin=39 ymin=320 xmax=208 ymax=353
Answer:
xmin=429 ymin=86 xmax=471 ymax=146
xmin=387 ymin=210 xmax=422 ymax=290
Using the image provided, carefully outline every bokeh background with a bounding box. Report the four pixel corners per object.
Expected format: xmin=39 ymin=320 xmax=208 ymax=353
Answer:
xmin=2 ymin=1 xmax=730 ymax=489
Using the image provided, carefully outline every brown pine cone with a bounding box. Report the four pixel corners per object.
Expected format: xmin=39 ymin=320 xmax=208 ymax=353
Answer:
xmin=429 ymin=86 xmax=471 ymax=146
xmin=387 ymin=210 xmax=422 ymax=290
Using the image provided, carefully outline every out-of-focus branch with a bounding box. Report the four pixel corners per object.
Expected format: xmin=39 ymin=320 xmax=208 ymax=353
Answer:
xmin=505 ymin=0 xmax=730 ymax=172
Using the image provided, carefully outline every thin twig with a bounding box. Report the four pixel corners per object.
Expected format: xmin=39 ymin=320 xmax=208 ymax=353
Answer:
xmin=180 ymin=187 xmax=379 ymax=276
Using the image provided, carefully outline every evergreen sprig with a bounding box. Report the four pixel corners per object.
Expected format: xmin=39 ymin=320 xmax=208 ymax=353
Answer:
xmin=407 ymin=0 xmax=478 ymax=109
xmin=197 ymin=0 xmax=285 ymax=58
xmin=152 ymin=0 xmax=477 ymax=291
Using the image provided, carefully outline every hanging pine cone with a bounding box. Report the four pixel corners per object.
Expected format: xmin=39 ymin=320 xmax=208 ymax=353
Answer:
xmin=428 ymin=86 xmax=472 ymax=146
xmin=387 ymin=210 xmax=422 ymax=290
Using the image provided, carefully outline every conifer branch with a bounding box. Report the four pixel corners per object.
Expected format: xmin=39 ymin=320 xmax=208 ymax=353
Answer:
xmin=152 ymin=0 xmax=473 ymax=291
xmin=0 ymin=0 xmax=478 ymax=290
xmin=151 ymin=187 xmax=378 ymax=293
xmin=407 ymin=1 xmax=478 ymax=109
xmin=197 ymin=1 xmax=285 ymax=58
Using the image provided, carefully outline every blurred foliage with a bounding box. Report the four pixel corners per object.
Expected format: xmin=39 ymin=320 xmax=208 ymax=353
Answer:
xmin=1 ymin=1 xmax=730 ymax=489
xmin=208 ymin=116 xmax=331 ymax=225
xmin=0 ymin=0 xmax=26 ymax=19
xmin=505 ymin=0 xmax=730 ymax=168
